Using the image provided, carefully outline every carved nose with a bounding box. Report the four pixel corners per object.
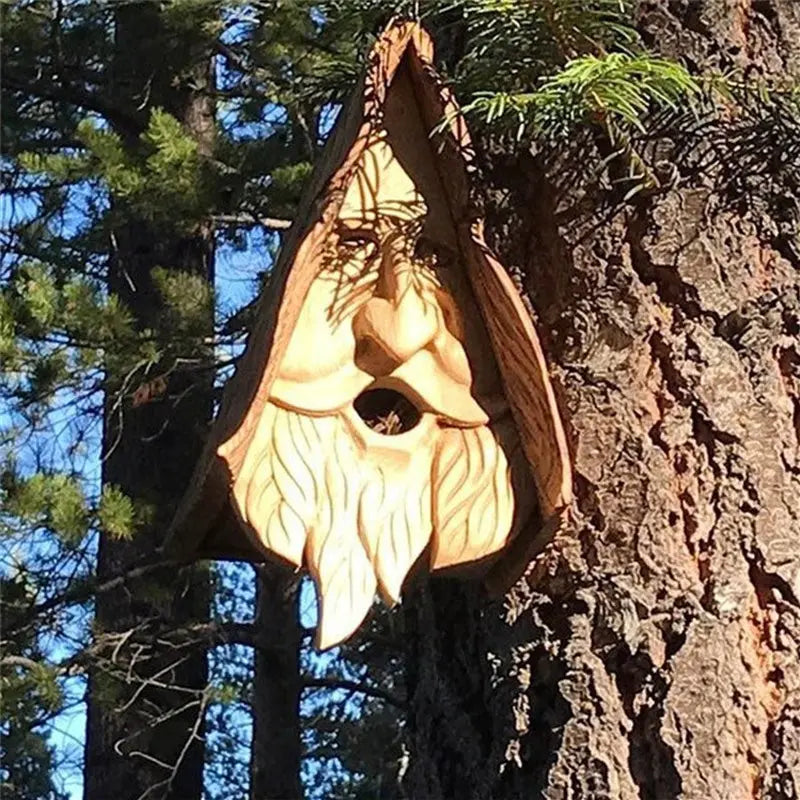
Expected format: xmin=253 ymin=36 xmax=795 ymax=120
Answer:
xmin=352 ymin=249 xmax=439 ymax=376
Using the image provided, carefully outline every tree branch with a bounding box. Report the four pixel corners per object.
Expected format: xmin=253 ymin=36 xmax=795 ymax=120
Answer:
xmin=0 ymin=655 xmax=43 ymax=671
xmin=213 ymin=213 xmax=292 ymax=230
xmin=4 ymin=70 xmax=142 ymax=134
xmin=303 ymin=677 xmax=406 ymax=709
xmin=3 ymin=558 xmax=188 ymax=637
xmin=212 ymin=39 xmax=251 ymax=77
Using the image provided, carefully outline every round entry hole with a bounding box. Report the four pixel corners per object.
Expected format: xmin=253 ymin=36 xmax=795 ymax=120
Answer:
xmin=353 ymin=388 xmax=421 ymax=435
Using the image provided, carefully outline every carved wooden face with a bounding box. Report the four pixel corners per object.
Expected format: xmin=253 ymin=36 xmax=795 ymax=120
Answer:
xmin=230 ymin=133 xmax=531 ymax=648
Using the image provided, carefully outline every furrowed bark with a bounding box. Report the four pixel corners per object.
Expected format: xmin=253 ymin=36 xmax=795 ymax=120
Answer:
xmin=403 ymin=2 xmax=800 ymax=798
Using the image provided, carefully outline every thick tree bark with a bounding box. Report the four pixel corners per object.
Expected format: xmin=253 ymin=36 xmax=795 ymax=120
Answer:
xmin=250 ymin=564 xmax=303 ymax=800
xmin=403 ymin=2 xmax=800 ymax=798
xmin=84 ymin=4 xmax=215 ymax=799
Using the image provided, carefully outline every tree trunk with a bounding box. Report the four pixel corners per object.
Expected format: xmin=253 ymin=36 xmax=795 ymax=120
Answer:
xmin=250 ymin=564 xmax=303 ymax=800
xmin=403 ymin=2 xmax=800 ymax=798
xmin=84 ymin=4 xmax=215 ymax=799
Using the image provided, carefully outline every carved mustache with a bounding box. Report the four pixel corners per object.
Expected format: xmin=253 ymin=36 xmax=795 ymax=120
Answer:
xmin=271 ymin=366 xmax=488 ymax=428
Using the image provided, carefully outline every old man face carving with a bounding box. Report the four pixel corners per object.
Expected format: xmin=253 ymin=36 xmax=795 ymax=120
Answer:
xmin=230 ymin=133 xmax=530 ymax=647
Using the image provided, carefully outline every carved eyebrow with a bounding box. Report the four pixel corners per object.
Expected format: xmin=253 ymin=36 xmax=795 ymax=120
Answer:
xmin=337 ymin=217 xmax=376 ymax=231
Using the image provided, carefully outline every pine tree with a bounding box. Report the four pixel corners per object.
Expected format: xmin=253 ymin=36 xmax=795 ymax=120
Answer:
xmin=82 ymin=4 xmax=218 ymax=797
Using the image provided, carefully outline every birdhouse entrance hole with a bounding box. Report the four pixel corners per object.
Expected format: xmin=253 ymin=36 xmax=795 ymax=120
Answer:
xmin=353 ymin=388 xmax=421 ymax=435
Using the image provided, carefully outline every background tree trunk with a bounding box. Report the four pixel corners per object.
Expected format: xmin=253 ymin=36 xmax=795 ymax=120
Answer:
xmin=250 ymin=564 xmax=303 ymax=800
xmin=403 ymin=2 xmax=800 ymax=798
xmin=84 ymin=4 xmax=215 ymax=798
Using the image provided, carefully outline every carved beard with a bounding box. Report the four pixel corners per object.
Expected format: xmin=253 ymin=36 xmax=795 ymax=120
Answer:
xmin=235 ymin=402 xmax=513 ymax=647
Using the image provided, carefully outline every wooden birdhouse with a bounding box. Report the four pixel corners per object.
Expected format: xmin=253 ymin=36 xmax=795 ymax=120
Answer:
xmin=169 ymin=21 xmax=572 ymax=648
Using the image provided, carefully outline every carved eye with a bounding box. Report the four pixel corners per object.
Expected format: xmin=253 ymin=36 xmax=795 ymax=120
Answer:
xmin=339 ymin=230 xmax=378 ymax=261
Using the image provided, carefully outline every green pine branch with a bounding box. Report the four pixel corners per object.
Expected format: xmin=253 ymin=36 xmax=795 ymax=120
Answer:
xmin=457 ymin=52 xmax=700 ymax=140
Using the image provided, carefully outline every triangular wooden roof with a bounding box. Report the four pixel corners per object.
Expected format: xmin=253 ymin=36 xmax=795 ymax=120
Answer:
xmin=168 ymin=21 xmax=572 ymax=576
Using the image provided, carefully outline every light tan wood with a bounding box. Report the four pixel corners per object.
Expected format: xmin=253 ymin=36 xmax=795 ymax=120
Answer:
xmin=229 ymin=131 xmax=518 ymax=648
xmin=168 ymin=21 xmax=573 ymax=648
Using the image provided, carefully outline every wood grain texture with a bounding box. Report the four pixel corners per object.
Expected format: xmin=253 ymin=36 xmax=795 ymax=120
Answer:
xmin=168 ymin=22 xmax=573 ymax=601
